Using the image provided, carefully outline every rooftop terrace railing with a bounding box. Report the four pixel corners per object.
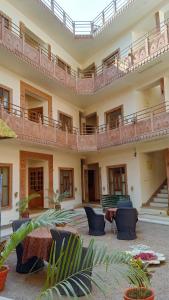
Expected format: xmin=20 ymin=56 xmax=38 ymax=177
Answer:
xmin=40 ymin=0 xmax=133 ymax=36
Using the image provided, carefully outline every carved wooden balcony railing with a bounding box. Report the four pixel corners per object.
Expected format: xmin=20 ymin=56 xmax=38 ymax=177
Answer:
xmin=1 ymin=101 xmax=169 ymax=151
xmin=0 ymin=15 xmax=169 ymax=94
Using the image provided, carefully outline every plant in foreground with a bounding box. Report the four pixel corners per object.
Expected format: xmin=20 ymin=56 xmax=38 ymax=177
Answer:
xmin=0 ymin=209 xmax=76 ymax=290
xmin=38 ymin=235 xmax=150 ymax=300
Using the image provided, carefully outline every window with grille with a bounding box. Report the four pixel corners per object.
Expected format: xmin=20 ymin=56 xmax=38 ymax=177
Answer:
xmin=103 ymin=49 xmax=120 ymax=67
xmin=59 ymin=112 xmax=73 ymax=133
xmin=0 ymin=165 xmax=11 ymax=208
xmin=0 ymin=87 xmax=10 ymax=110
xmin=106 ymin=106 xmax=123 ymax=129
xmin=0 ymin=12 xmax=11 ymax=30
xmin=60 ymin=168 xmax=74 ymax=198
xmin=108 ymin=166 xmax=127 ymax=196
xmin=57 ymin=58 xmax=71 ymax=74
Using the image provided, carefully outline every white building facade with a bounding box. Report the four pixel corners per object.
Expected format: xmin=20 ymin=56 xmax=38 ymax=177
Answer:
xmin=1 ymin=0 xmax=169 ymax=233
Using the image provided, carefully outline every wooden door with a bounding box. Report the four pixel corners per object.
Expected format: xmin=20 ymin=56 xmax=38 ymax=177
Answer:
xmin=84 ymin=169 xmax=89 ymax=202
xmin=88 ymin=170 xmax=95 ymax=202
xmin=28 ymin=107 xmax=43 ymax=123
xmin=28 ymin=167 xmax=44 ymax=209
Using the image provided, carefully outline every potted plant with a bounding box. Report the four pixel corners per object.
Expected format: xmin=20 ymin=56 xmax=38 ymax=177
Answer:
xmin=39 ymin=241 xmax=150 ymax=300
xmin=16 ymin=193 xmax=40 ymax=219
xmin=124 ymin=287 xmax=154 ymax=300
xmin=124 ymin=258 xmax=154 ymax=300
xmin=48 ymin=190 xmax=68 ymax=211
xmin=0 ymin=209 xmax=75 ymax=291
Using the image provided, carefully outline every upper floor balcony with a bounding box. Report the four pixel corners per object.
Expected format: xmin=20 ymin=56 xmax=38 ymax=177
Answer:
xmin=1 ymin=100 xmax=169 ymax=152
xmin=1 ymin=13 xmax=169 ymax=98
xmin=10 ymin=0 xmax=166 ymax=62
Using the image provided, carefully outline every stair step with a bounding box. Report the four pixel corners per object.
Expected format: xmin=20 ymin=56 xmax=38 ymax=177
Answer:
xmin=139 ymin=214 xmax=169 ymax=225
xmin=154 ymin=197 xmax=168 ymax=204
xmin=140 ymin=207 xmax=167 ymax=216
xmin=156 ymin=193 xmax=168 ymax=199
xmin=150 ymin=202 xmax=168 ymax=208
xmin=160 ymin=189 xmax=168 ymax=193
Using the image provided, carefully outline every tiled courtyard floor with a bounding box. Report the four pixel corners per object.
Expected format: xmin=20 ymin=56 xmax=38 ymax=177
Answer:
xmin=1 ymin=220 xmax=169 ymax=300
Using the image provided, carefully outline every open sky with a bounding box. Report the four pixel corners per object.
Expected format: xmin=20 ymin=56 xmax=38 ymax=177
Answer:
xmin=56 ymin=0 xmax=111 ymax=20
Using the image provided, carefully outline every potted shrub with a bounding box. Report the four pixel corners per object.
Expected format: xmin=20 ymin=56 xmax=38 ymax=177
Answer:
xmin=124 ymin=287 xmax=154 ymax=300
xmin=16 ymin=193 xmax=40 ymax=219
xmin=48 ymin=191 xmax=68 ymax=211
xmin=124 ymin=258 xmax=154 ymax=300
xmin=0 ymin=209 xmax=75 ymax=291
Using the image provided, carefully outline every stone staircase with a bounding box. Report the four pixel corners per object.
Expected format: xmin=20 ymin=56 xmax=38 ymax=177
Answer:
xmin=139 ymin=181 xmax=169 ymax=225
xmin=149 ymin=183 xmax=168 ymax=209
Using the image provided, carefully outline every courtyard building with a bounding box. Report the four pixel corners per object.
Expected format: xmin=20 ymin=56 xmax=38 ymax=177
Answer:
xmin=1 ymin=0 xmax=169 ymax=235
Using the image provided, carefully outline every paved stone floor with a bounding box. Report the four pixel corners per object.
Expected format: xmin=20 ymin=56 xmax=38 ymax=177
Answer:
xmin=1 ymin=220 xmax=169 ymax=300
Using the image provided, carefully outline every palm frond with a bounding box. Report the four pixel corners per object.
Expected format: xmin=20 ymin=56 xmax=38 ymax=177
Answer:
xmin=0 ymin=209 xmax=77 ymax=268
xmin=39 ymin=236 xmax=150 ymax=300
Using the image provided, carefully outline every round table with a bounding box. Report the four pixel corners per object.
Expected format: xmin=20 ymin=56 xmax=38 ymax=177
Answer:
xmin=22 ymin=225 xmax=79 ymax=263
xmin=105 ymin=208 xmax=117 ymax=223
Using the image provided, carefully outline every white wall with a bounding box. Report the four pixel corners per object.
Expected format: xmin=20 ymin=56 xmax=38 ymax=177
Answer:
xmin=0 ymin=141 xmax=82 ymax=227
xmin=0 ymin=66 xmax=80 ymax=128
xmin=0 ymin=0 xmax=81 ymax=70
xmin=139 ymin=151 xmax=166 ymax=204
xmin=84 ymin=88 xmax=147 ymax=126
xmin=86 ymin=148 xmax=142 ymax=209
xmin=82 ymin=32 xmax=133 ymax=69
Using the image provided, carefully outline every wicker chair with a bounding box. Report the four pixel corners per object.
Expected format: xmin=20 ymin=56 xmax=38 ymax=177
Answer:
xmin=117 ymin=200 xmax=133 ymax=208
xmin=12 ymin=219 xmax=44 ymax=273
xmin=114 ymin=208 xmax=138 ymax=240
xmin=84 ymin=206 xmax=105 ymax=236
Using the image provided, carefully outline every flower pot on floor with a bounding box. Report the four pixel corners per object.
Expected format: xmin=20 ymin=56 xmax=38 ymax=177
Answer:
xmin=0 ymin=266 xmax=9 ymax=291
xmin=124 ymin=287 xmax=154 ymax=300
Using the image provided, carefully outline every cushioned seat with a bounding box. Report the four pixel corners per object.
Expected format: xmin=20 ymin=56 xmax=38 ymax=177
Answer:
xmin=117 ymin=200 xmax=133 ymax=208
xmin=12 ymin=219 xmax=44 ymax=274
xmin=114 ymin=208 xmax=138 ymax=240
xmin=84 ymin=206 xmax=105 ymax=236
xmin=101 ymin=194 xmax=131 ymax=210
xmin=50 ymin=229 xmax=93 ymax=297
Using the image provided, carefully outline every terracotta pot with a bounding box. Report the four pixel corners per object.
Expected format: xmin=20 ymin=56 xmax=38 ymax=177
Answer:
xmin=0 ymin=266 xmax=9 ymax=291
xmin=124 ymin=288 xmax=154 ymax=300
xmin=56 ymin=223 xmax=67 ymax=227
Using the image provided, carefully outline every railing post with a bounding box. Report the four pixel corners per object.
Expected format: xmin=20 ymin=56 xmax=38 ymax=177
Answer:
xmin=39 ymin=47 xmax=42 ymax=66
xmin=114 ymin=0 xmax=117 ymax=13
xmin=1 ymin=16 xmax=4 ymax=41
xmin=164 ymin=24 xmax=169 ymax=44
xmin=145 ymin=36 xmax=149 ymax=57
xmin=51 ymin=0 xmax=54 ymax=12
xmin=22 ymin=32 xmax=25 ymax=54
xmin=128 ymin=47 xmax=134 ymax=66
xmin=63 ymin=12 xmax=66 ymax=25
xmin=91 ymin=21 xmax=94 ymax=35
xmin=102 ymin=11 xmax=105 ymax=25
xmin=72 ymin=21 xmax=75 ymax=36
xmin=150 ymin=111 xmax=154 ymax=132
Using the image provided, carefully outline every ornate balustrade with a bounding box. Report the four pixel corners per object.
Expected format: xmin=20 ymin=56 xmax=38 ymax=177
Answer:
xmin=1 ymin=101 xmax=169 ymax=151
xmin=0 ymin=15 xmax=169 ymax=94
